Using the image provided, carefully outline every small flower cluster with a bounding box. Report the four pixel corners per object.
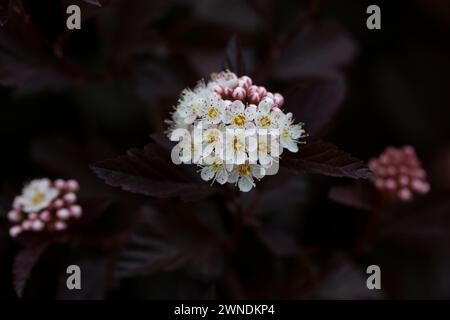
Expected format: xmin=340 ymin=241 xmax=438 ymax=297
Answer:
xmin=166 ymin=71 xmax=306 ymax=192
xmin=8 ymin=178 xmax=82 ymax=238
xmin=369 ymin=146 xmax=430 ymax=201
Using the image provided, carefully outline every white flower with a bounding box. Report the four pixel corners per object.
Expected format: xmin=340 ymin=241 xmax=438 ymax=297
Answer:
xmin=211 ymin=71 xmax=238 ymax=88
xmin=202 ymin=126 xmax=224 ymax=159
xmin=228 ymin=163 xmax=266 ymax=192
xmin=166 ymin=71 xmax=307 ymax=192
xmin=279 ymin=113 xmax=306 ymax=153
xmin=165 ymin=110 xmax=191 ymax=135
xmin=176 ymin=89 xmax=206 ymax=124
xmin=15 ymin=179 xmax=59 ymax=213
xmin=200 ymin=157 xmax=233 ymax=185
xmin=255 ymin=97 xmax=277 ymax=129
xmin=201 ymin=95 xmax=225 ymax=125
xmin=179 ymin=140 xmax=202 ymax=164
xmin=224 ymin=131 xmax=247 ymax=164
xmin=225 ymin=100 xmax=256 ymax=129
xmin=256 ymin=134 xmax=280 ymax=167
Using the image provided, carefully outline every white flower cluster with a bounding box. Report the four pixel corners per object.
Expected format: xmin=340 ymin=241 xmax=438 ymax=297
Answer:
xmin=166 ymin=71 xmax=306 ymax=192
xmin=8 ymin=178 xmax=82 ymax=237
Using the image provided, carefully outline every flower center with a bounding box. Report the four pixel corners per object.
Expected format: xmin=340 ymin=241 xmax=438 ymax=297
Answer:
xmin=258 ymin=142 xmax=268 ymax=153
xmin=212 ymin=162 xmax=224 ymax=171
xmin=282 ymin=128 xmax=290 ymax=139
xmin=259 ymin=116 xmax=271 ymax=128
xmin=233 ymin=114 xmax=246 ymax=127
xmin=232 ymin=137 xmax=244 ymax=152
xmin=237 ymin=164 xmax=252 ymax=177
xmin=206 ymin=133 xmax=218 ymax=143
xmin=208 ymin=107 xmax=219 ymax=119
xmin=31 ymin=192 xmax=45 ymax=206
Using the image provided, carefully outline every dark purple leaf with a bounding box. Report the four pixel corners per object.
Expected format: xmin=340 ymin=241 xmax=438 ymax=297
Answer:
xmin=0 ymin=0 xmax=10 ymax=26
xmin=249 ymin=177 xmax=305 ymax=255
xmin=31 ymin=137 xmax=115 ymax=191
xmin=282 ymin=138 xmax=373 ymax=179
xmin=328 ymin=184 xmax=376 ymax=211
xmin=223 ymin=36 xmax=246 ymax=76
xmin=13 ymin=242 xmax=49 ymax=298
xmin=254 ymin=227 xmax=300 ymax=256
xmin=192 ymin=0 xmax=259 ymax=30
xmin=91 ymin=142 xmax=217 ymax=201
xmin=285 ymin=75 xmax=346 ymax=135
xmin=114 ymin=206 xmax=225 ymax=279
xmin=380 ymin=195 xmax=450 ymax=243
xmin=272 ymin=20 xmax=357 ymax=80
xmin=83 ymin=0 xmax=102 ymax=7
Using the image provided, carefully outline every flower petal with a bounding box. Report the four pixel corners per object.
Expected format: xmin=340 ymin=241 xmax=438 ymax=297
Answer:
xmin=258 ymin=98 xmax=272 ymax=115
xmin=245 ymin=104 xmax=257 ymax=120
xmin=200 ymin=166 xmax=216 ymax=181
xmin=230 ymin=100 xmax=245 ymax=114
xmin=238 ymin=177 xmax=254 ymax=192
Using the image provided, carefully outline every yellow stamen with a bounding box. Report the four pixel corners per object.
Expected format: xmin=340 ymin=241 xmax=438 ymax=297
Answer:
xmin=233 ymin=114 xmax=246 ymax=127
xmin=32 ymin=192 xmax=45 ymax=206
xmin=237 ymin=164 xmax=252 ymax=177
xmin=259 ymin=116 xmax=271 ymax=128
xmin=208 ymin=107 xmax=219 ymax=119
xmin=232 ymin=137 xmax=244 ymax=152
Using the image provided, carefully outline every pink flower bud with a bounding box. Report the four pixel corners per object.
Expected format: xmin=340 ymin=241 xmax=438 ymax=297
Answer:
xmin=213 ymin=85 xmax=224 ymax=96
xmin=387 ymin=166 xmax=397 ymax=176
xmin=248 ymin=85 xmax=259 ymax=95
xmin=411 ymin=179 xmax=430 ymax=194
xmin=70 ymin=205 xmax=83 ymax=218
xmin=13 ymin=198 xmax=21 ymax=211
xmin=379 ymin=154 xmax=389 ymax=165
xmin=232 ymin=87 xmax=246 ymax=100
xmin=273 ymin=93 xmax=284 ymax=107
xmin=55 ymin=221 xmax=67 ymax=231
xmin=265 ymin=92 xmax=274 ymax=100
xmin=385 ymin=179 xmax=397 ymax=190
xmin=57 ymin=208 xmax=70 ymax=220
xmin=32 ymin=220 xmax=45 ymax=231
xmin=411 ymin=169 xmax=426 ymax=179
xmin=66 ymin=180 xmax=79 ymax=192
xmin=240 ymin=75 xmax=252 ymax=88
xmin=249 ymin=92 xmax=260 ymax=104
xmin=403 ymin=145 xmax=415 ymax=156
xmin=376 ymin=167 xmax=387 ymax=177
xmin=40 ymin=210 xmax=51 ymax=222
xmin=29 ymin=213 xmax=38 ymax=220
xmin=54 ymin=179 xmax=66 ymax=190
xmin=22 ymin=220 xmax=33 ymax=230
xmin=258 ymin=86 xmax=267 ymax=97
xmin=398 ymin=175 xmax=409 ymax=186
xmin=63 ymin=192 xmax=77 ymax=204
xmin=8 ymin=210 xmax=20 ymax=222
xmin=9 ymin=226 xmax=22 ymax=238
xmin=398 ymin=188 xmax=412 ymax=201
xmin=398 ymin=165 xmax=409 ymax=174
xmin=223 ymin=87 xmax=232 ymax=97
xmin=53 ymin=199 xmax=64 ymax=209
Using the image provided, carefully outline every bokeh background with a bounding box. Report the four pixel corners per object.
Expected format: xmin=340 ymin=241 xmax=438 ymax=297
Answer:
xmin=1 ymin=0 xmax=450 ymax=299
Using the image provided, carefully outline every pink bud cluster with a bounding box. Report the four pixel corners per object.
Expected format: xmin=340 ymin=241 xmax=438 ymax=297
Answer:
xmin=212 ymin=73 xmax=284 ymax=107
xmin=369 ymin=146 xmax=430 ymax=201
xmin=8 ymin=179 xmax=82 ymax=238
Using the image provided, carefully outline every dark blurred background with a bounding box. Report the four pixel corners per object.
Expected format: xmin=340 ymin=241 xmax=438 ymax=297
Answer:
xmin=1 ymin=0 xmax=450 ymax=299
